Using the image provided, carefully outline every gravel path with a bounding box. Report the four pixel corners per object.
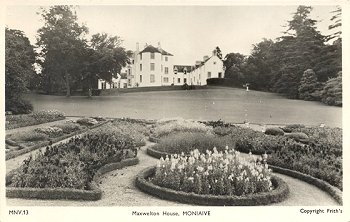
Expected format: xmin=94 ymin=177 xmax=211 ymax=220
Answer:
xmin=6 ymin=141 xmax=339 ymax=206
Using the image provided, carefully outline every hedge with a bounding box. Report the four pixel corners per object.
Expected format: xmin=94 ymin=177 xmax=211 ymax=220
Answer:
xmin=5 ymin=120 xmax=110 ymax=160
xmin=136 ymin=166 xmax=289 ymax=206
xmin=6 ymin=157 xmax=139 ymax=201
xmin=269 ymin=165 xmax=342 ymax=205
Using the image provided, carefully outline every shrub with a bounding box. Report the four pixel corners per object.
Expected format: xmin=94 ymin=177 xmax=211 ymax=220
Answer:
xmin=322 ymin=72 xmax=342 ymax=106
xmin=152 ymin=148 xmax=273 ymax=196
xmin=153 ymin=132 xmax=236 ymax=154
xmin=6 ymin=98 xmax=33 ymax=114
xmin=10 ymin=124 xmax=138 ymax=189
xmin=285 ymin=132 xmax=309 ymax=143
xmin=76 ymin=118 xmax=99 ymax=126
xmin=53 ymin=121 xmax=84 ymax=134
xmin=111 ymin=119 xmax=150 ymax=147
xmin=153 ymin=119 xmax=212 ymax=138
xmin=265 ymin=127 xmax=284 ymax=136
xmin=34 ymin=127 xmax=64 ymax=138
xmin=281 ymin=124 xmax=305 ymax=133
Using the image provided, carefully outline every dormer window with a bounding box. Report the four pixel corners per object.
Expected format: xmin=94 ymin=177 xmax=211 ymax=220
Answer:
xmin=165 ymin=56 xmax=168 ymax=62
xmin=151 ymin=52 xmax=155 ymax=59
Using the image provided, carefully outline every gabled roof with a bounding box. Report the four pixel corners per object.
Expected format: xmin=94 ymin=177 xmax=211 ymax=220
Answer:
xmin=139 ymin=45 xmax=173 ymax=56
xmin=174 ymin=65 xmax=193 ymax=72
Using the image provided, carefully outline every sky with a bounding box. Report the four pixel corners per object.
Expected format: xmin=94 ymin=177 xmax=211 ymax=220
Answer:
xmin=5 ymin=5 xmax=339 ymax=65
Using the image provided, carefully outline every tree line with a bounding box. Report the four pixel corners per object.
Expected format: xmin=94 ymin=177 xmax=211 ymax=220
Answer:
xmin=5 ymin=5 xmax=342 ymax=114
xmin=6 ymin=6 xmax=131 ymax=113
xmin=222 ymin=6 xmax=342 ymax=106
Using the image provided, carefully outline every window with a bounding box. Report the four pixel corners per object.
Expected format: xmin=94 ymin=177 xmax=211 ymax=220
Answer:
xmin=151 ymin=63 xmax=155 ymax=71
xmin=161 ymin=65 xmax=163 ymax=72
xmin=140 ymin=64 xmax=142 ymax=71
xmin=150 ymin=74 xmax=155 ymax=83
xmin=140 ymin=75 xmax=142 ymax=83
xmin=174 ymin=69 xmax=177 ymax=74
xmin=207 ymin=72 xmax=211 ymax=78
xmin=151 ymin=52 xmax=155 ymax=59
xmin=128 ymin=69 xmax=131 ymax=75
xmin=165 ymin=56 xmax=168 ymax=61
xmin=178 ymin=78 xmax=181 ymax=83
xmin=163 ymin=77 xmax=169 ymax=83
xmin=184 ymin=69 xmax=187 ymax=74
xmin=218 ymin=72 xmax=222 ymax=78
xmin=184 ymin=78 xmax=187 ymax=84
xmin=213 ymin=61 xmax=216 ymax=65
xmin=128 ymin=79 xmax=131 ymax=86
xmin=165 ymin=67 xmax=169 ymax=74
xmin=140 ymin=54 xmax=142 ymax=60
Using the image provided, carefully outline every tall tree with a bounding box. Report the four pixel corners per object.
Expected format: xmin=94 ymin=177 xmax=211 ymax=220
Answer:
xmin=328 ymin=6 xmax=342 ymax=41
xmin=223 ymin=52 xmax=246 ymax=86
xmin=82 ymin=33 xmax=131 ymax=97
xmin=5 ymin=28 xmax=36 ymax=114
xmin=273 ymin=6 xmax=326 ymax=98
xmin=37 ymin=6 xmax=88 ymax=96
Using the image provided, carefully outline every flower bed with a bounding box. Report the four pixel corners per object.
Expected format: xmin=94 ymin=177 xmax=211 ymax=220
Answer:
xmin=111 ymin=119 xmax=150 ymax=147
xmin=6 ymin=110 xmax=65 ymax=130
xmin=136 ymin=148 xmax=289 ymax=205
xmin=151 ymin=132 xmax=237 ymax=155
xmin=5 ymin=120 xmax=107 ymax=160
xmin=7 ymin=125 xmax=138 ymax=191
xmin=152 ymin=118 xmax=213 ymax=138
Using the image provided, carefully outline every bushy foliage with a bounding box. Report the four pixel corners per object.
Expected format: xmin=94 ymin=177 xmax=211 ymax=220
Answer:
xmin=153 ymin=132 xmax=236 ymax=154
xmin=6 ymin=110 xmax=65 ymax=130
xmin=34 ymin=127 xmax=64 ymax=138
xmin=321 ymin=71 xmax=342 ymax=106
xmin=10 ymin=125 xmax=138 ymax=189
xmin=53 ymin=121 xmax=84 ymax=134
xmin=76 ymin=117 xmax=99 ymax=126
xmin=298 ymin=69 xmax=322 ymax=101
xmin=6 ymin=99 xmax=33 ymax=115
xmin=7 ymin=131 xmax=49 ymax=142
xmin=153 ymin=119 xmax=212 ymax=138
xmin=264 ymin=127 xmax=284 ymax=136
xmin=152 ymin=148 xmax=273 ymax=196
xmin=285 ymin=132 xmax=309 ymax=143
xmin=111 ymin=119 xmax=150 ymax=147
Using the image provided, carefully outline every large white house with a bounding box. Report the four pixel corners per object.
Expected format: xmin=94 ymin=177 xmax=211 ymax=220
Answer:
xmin=98 ymin=43 xmax=224 ymax=89
xmin=189 ymin=49 xmax=224 ymax=85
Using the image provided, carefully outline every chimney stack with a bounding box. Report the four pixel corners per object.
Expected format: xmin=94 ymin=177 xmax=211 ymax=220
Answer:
xmin=203 ymin=55 xmax=209 ymax=61
xmin=158 ymin=42 xmax=161 ymax=50
xmin=195 ymin=61 xmax=202 ymax=66
xmin=212 ymin=49 xmax=217 ymax=56
xmin=136 ymin=42 xmax=139 ymax=52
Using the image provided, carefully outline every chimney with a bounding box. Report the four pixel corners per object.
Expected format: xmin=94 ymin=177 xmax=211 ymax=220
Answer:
xmin=212 ymin=49 xmax=217 ymax=56
xmin=195 ymin=61 xmax=202 ymax=66
xmin=158 ymin=42 xmax=161 ymax=50
xmin=136 ymin=42 xmax=139 ymax=52
xmin=203 ymin=55 xmax=209 ymax=61
xmin=144 ymin=43 xmax=148 ymax=48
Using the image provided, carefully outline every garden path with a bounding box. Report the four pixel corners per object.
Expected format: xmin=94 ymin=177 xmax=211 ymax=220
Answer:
xmin=6 ymin=140 xmax=339 ymax=206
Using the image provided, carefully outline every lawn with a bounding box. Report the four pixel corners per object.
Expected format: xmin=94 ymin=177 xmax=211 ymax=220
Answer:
xmin=25 ymin=87 xmax=342 ymax=127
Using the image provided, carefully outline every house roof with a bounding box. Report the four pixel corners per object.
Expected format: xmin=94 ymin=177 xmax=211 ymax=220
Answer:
xmin=139 ymin=45 xmax=173 ymax=56
xmin=174 ymin=65 xmax=193 ymax=72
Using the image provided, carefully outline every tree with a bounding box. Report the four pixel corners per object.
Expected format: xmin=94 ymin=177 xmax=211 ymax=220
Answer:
xmin=5 ymin=28 xmax=36 ymax=114
xmin=328 ymin=6 xmax=341 ymax=41
xmin=82 ymin=33 xmax=131 ymax=97
xmin=215 ymin=46 xmax=223 ymax=59
xmin=223 ymin=53 xmax=246 ymax=86
xmin=37 ymin=6 xmax=88 ymax=96
xmin=322 ymin=71 xmax=342 ymax=106
xmin=244 ymin=39 xmax=275 ymax=90
xmin=272 ymin=6 xmax=326 ymax=98
xmin=298 ymin=69 xmax=322 ymax=101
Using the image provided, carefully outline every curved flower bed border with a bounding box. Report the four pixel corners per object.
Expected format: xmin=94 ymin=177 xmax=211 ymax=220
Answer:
xmin=148 ymin=136 xmax=160 ymax=143
xmin=5 ymin=120 xmax=110 ymax=160
xmin=136 ymin=166 xmax=289 ymax=206
xmin=146 ymin=145 xmax=342 ymax=205
xmin=270 ymin=165 xmax=342 ymax=205
xmin=6 ymin=157 xmax=139 ymax=201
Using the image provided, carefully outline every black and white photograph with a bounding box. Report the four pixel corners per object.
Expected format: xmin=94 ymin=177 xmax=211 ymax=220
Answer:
xmin=1 ymin=1 xmax=348 ymax=222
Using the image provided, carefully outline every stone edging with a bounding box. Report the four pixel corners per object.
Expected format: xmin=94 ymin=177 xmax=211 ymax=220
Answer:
xmin=6 ymin=157 xmax=139 ymax=201
xmin=148 ymin=136 xmax=160 ymax=143
xmin=269 ymin=165 xmax=342 ymax=205
xmin=135 ymin=166 xmax=289 ymax=206
xmin=5 ymin=120 xmax=110 ymax=160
